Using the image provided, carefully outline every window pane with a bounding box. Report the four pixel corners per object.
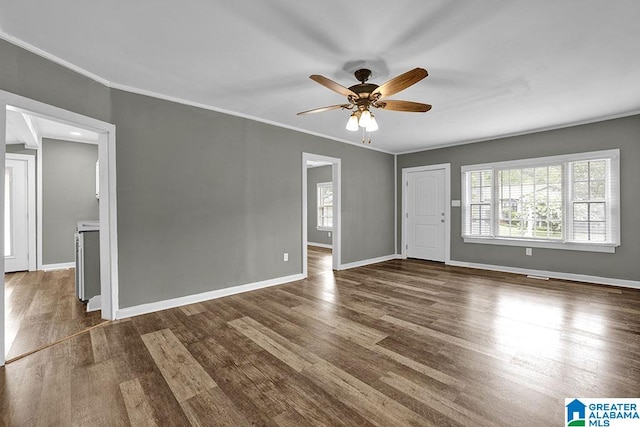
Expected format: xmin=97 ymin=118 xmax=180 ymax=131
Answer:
xmin=573 ymin=182 xmax=588 ymax=200
xmin=590 ymin=222 xmax=606 ymax=241
xmin=590 ymin=160 xmax=606 ymax=180
xmin=589 ymin=203 xmax=605 ymax=221
xmin=471 ymin=187 xmax=481 ymax=203
xmin=481 ymin=170 xmax=492 ymax=186
xmin=573 ymin=203 xmax=588 ymax=221
xmin=573 ymin=162 xmax=589 ymax=181
xmin=590 ymin=180 xmax=605 ymax=199
xmin=496 ymin=165 xmax=562 ymax=240
xmin=573 ymin=221 xmax=589 ymax=241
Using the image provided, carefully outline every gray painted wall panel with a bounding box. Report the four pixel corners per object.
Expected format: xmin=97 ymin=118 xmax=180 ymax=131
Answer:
xmin=397 ymin=115 xmax=640 ymax=281
xmin=111 ymin=90 xmax=395 ymax=307
xmin=42 ymin=139 xmax=98 ymax=264
xmin=307 ymin=166 xmax=332 ymax=246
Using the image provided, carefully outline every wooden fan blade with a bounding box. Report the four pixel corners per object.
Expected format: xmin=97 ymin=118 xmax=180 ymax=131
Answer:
xmin=376 ymin=100 xmax=432 ymax=112
xmin=297 ymin=104 xmax=351 ymax=115
xmin=372 ymin=68 xmax=428 ymax=99
xmin=310 ymin=75 xmax=358 ymax=98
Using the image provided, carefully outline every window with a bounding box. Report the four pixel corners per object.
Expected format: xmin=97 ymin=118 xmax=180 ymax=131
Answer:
xmin=461 ymin=149 xmax=620 ymax=252
xmin=317 ymin=182 xmax=333 ymax=230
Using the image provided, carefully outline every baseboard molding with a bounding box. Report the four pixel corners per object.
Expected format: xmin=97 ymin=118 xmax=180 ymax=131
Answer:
xmin=86 ymin=295 xmax=101 ymax=312
xmin=339 ymin=254 xmax=400 ymax=270
xmin=41 ymin=262 xmax=75 ymax=271
xmin=116 ymin=273 xmax=305 ymax=320
xmin=447 ymin=260 xmax=640 ymax=289
xmin=308 ymin=242 xmax=333 ymax=249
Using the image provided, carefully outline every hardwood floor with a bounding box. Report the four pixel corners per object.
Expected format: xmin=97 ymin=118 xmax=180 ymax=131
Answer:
xmin=2 ymin=246 xmax=640 ymax=426
xmin=4 ymin=268 xmax=103 ymax=361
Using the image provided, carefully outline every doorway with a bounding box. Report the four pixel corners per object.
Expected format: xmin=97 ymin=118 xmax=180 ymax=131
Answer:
xmin=402 ymin=164 xmax=451 ymax=262
xmin=302 ymin=153 xmax=341 ymax=276
xmin=5 ymin=154 xmax=35 ymax=272
xmin=1 ymin=90 xmax=119 ymax=366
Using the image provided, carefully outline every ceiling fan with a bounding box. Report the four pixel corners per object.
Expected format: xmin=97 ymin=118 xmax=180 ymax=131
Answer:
xmin=297 ymin=67 xmax=431 ymax=140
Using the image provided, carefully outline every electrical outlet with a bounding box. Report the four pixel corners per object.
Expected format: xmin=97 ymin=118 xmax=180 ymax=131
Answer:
xmin=283 ymin=252 xmax=289 ymax=262
xmin=526 ymin=248 xmax=532 ymax=256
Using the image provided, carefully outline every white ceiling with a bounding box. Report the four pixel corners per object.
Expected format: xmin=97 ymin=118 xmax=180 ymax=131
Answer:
xmin=1 ymin=1 xmax=639 ymax=154
xmin=5 ymin=109 xmax=99 ymax=147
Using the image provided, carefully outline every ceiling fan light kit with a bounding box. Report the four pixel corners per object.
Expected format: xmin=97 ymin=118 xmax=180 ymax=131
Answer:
xmin=298 ymin=67 xmax=431 ymax=143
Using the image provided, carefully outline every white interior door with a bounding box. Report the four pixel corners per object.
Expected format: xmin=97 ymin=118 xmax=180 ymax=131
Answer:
xmin=5 ymin=158 xmax=30 ymax=272
xmin=406 ymin=168 xmax=446 ymax=261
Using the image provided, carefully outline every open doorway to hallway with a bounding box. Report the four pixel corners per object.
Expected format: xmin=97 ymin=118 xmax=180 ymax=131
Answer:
xmin=302 ymin=153 xmax=341 ymax=277
xmin=4 ymin=111 xmax=105 ymax=362
xmin=1 ymin=90 xmax=119 ymax=366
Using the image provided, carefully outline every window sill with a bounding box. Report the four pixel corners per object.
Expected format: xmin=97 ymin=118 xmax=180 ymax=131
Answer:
xmin=317 ymin=226 xmax=333 ymax=232
xmin=462 ymin=236 xmax=617 ymax=253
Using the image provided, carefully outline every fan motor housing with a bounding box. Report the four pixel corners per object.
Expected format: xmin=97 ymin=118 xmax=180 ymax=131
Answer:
xmin=348 ymin=83 xmax=379 ymax=102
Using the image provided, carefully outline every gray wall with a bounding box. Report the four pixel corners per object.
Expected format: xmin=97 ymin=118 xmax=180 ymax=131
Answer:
xmin=397 ymin=115 xmax=640 ymax=281
xmin=111 ymin=89 xmax=395 ymax=307
xmin=307 ymin=165 xmax=333 ymax=246
xmin=42 ymin=138 xmax=98 ymax=264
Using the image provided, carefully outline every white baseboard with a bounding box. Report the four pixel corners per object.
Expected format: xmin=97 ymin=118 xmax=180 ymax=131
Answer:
xmin=308 ymin=242 xmax=333 ymax=249
xmin=86 ymin=295 xmax=101 ymax=312
xmin=116 ymin=273 xmax=305 ymax=320
xmin=339 ymin=254 xmax=400 ymax=270
xmin=447 ymin=260 xmax=640 ymax=289
xmin=41 ymin=262 xmax=75 ymax=271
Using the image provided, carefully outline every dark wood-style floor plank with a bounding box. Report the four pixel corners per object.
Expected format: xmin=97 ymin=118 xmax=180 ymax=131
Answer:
xmin=2 ymin=246 xmax=640 ymax=426
xmin=5 ymin=268 xmax=103 ymax=360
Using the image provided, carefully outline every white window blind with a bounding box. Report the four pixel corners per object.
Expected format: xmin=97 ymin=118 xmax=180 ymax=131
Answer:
xmin=461 ymin=149 xmax=620 ymax=252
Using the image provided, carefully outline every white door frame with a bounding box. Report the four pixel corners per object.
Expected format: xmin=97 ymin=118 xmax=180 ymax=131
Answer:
xmin=302 ymin=153 xmax=341 ymax=276
xmin=402 ymin=163 xmax=451 ymax=263
xmin=1 ymin=90 xmax=119 ymax=366
xmin=5 ymin=153 xmax=36 ymax=271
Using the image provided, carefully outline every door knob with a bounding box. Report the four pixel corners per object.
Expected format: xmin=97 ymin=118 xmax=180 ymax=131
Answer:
xmin=441 ymin=219 xmax=445 ymax=223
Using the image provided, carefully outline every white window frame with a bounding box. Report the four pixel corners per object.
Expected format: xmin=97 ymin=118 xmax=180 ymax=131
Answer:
xmin=461 ymin=149 xmax=620 ymax=253
xmin=317 ymin=181 xmax=333 ymax=231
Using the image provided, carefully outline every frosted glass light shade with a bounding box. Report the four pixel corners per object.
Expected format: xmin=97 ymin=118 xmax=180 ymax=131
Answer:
xmin=366 ymin=115 xmax=379 ymax=132
xmin=358 ymin=109 xmax=372 ymax=128
xmin=346 ymin=114 xmax=359 ymax=131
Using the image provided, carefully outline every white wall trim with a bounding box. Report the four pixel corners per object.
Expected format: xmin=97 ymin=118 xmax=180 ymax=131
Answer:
xmin=302 ymin=153 xmax=341 ymax=276
xmin=394 ymin=154 xmax=398 ymax=255
xmin=308 ymin=242 xmax=333 ymax=249
xmin=447 ymin=259 xmax=640 ymax=290
xmin=339 ymin=254 xmax=400 ymax=270
xmin=41 ymin=261 xmax=75 ymax=271
xmin=87 ymin=295 xmax=101 ymax=312
xmin=401 ymin=163 xmax=451 ymax=263
xmin=36 ymin=140 xmax=43 ymax=270
xmin=116 ymin=273 xmax=305 ymax=320
xmin=1 ymin=104 xmax=5 ymax=365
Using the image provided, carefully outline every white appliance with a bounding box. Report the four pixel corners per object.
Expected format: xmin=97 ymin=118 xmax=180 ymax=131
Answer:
xmin=75 ymin=220 xmax=100 ymax=302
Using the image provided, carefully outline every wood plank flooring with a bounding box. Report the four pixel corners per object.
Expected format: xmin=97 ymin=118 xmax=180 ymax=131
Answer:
xmin=4 ymin=268 xmax=103 ymax=360
xmin=2 ymin=246 xmax=640 ymax=426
